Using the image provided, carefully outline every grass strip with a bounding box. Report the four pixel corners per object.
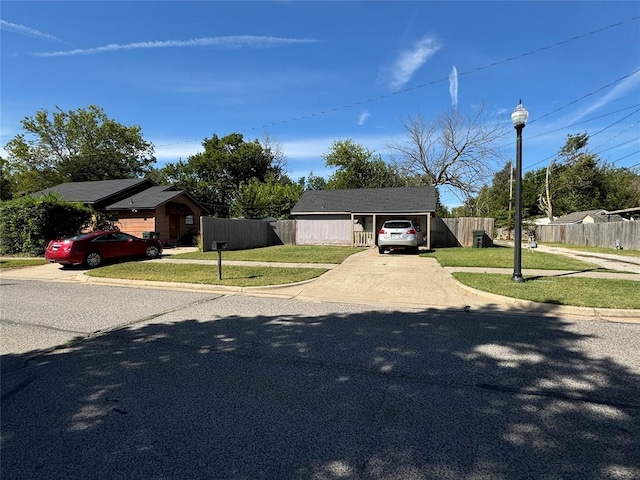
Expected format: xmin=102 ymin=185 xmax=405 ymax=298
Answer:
xmin=87 ymin=262 xmax=327 ymax=287
xmin=453 ymin=272 xmax=640 ymax=309
xmin=421 ymin=246 xmax=611 ymax=271
xmin=0 ymin=259 xmax=48 ymax=269
xmin=170 ymin=245 xmax=367 ymax=264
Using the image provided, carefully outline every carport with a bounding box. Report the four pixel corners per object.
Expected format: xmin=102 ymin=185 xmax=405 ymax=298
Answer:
xmin=291 ymin=186 xmax=437 ymax=249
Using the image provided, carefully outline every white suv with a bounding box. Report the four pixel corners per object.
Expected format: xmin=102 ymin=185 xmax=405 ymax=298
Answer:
xmin=377 ymin=220 xmax=419 ymax=254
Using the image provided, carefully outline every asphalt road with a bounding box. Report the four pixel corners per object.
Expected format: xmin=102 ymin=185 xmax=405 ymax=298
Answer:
xmin=1 ymin=280 xmax=639 ymax=479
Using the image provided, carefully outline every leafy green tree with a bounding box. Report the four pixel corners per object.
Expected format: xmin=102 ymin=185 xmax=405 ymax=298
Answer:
xmin=299 ymin=171 xmax=328 ymax=191
xmin=231 ymin=176 xmax=303 ymax=219
xmin=3 ymin=105 xmax=155 ymax=192
xmin=0 ymin=157 xmax=16 ymax=200
xmin=156 ymin=133 xmax=282 ymax=217
xmin=434 ymin=189 xmax=450 ymax=218
xmin=0 ymin=194 xmax=92 ymax=255
xmin=472 ymin=162 xmax=514 ymax=226
xmin=599 ymin=166 xmax=640 ymax=209
xmin=521 ymin=169 xmax=545 ymax=219
xmin=324 ymin=139 xmax=405 ymax=189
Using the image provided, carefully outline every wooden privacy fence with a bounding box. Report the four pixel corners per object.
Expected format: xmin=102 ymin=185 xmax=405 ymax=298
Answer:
xmin=535 ymin=222 xmax=640 ymax=251
xmin=431 ymin=217 xmax=495 ymax=248
xmin=200 ymin=217 xmax=296 ymax=251
xmin=201 ymin=216 xmax=496 ymax=250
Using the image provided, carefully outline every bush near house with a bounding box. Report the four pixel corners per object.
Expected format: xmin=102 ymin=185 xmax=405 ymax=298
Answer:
xmin=0 ymin=194 xmax=92 ymax=256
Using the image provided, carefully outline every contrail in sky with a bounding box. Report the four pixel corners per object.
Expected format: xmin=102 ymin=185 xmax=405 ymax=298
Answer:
xmin=0 ymin=19 xmax=60 ymax=41
xmin=449 ymin=65 xmax=458 ymax=109
xmin=35 ymin=35 xmax=318 ymax=57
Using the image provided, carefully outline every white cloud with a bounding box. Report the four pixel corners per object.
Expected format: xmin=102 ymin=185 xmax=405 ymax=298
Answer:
xmin=449 ymin=65 xmax=458 ymax=109
xmin=386 ymin=35 xmax=441 ymax=90
xmin=0 ymin=20 xmax=60 ymax=41
xmin=568 ymin=69 xmax=640 ymax=124
xmin=280 ymin=133 xmax=404 ymax=162
xmin=35 ymin=35 xmax=319 ymax=57
xmin=357 ymin=111 xmax=371 ymax=126
xmin=153 ymin=140 xmax=203 ymax=164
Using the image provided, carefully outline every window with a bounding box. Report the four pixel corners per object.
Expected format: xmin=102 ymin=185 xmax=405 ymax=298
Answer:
xmin=185 ymin=215 xmax=194 ymax=225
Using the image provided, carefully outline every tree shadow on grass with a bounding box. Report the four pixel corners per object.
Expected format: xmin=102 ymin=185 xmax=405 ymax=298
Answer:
xmin=2 ymin=299 xmax=639 ymax=480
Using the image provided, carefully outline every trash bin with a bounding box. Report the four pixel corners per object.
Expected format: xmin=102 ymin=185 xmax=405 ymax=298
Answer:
xmin=472 ymin=230 xmax=485 ymax=248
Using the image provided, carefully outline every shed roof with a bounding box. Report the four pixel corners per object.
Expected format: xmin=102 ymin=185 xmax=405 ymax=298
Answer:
xmin=291 ymin=186 xmax=436 ymax=214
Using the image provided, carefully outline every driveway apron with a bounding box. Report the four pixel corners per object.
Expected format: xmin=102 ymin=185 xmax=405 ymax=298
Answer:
xmin=260 ymin=248 xmax=495 ymax=310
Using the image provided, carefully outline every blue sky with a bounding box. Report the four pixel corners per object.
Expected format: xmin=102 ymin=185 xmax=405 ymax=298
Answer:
xmin=2 ymin=1 xmax=639 ymax=208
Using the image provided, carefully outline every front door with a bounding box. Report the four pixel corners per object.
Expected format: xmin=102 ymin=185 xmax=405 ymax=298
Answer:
xmin=169 ymin=214 xmax=180 ymax=241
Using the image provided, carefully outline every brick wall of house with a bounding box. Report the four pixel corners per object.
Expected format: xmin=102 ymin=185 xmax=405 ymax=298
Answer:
xmin=116 ymin=210 xmax=156 ymax=239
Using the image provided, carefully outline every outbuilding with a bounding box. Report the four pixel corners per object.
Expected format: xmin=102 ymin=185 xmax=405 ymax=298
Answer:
xmin=290 ymin=186 xmax=437 ymax=248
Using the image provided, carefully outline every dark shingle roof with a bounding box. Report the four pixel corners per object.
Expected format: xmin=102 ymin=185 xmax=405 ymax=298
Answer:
xmin=291 ymin=186 xmax=436 ymax=214
xmin=105 ymin=186 xmax=184 ymax=210
xmin=549 ymin=209 xmax=607 ymax=225
xmin=549 ymin=209 xmax=623 ymax=225
xmin=32 ymin=179 xmax=152 ymax=204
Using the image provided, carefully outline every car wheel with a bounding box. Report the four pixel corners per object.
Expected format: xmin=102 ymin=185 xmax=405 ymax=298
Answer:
xmin=84 ymin=252 xmax=103 ymax=268
xmin=146 ymin=245 xmax=160 ymax=258
xmin=378 ymin=246 xmax=385 ymax=254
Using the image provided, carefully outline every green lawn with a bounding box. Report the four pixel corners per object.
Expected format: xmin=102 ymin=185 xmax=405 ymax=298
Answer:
xmin=87 ymin=262 xmax=327 ymax=287
xmin=170 ymin=245 xmax=367 ymax=264
xmin=453 ymin=272 xmax=640 ymax=309
xmin=0 ymin=259 xmax=48 ymax=269
xmin=420 ymin=246 xmax=608 ymax=271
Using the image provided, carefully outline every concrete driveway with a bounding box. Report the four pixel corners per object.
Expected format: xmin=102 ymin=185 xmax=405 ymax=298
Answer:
xmin=255 ymin=248 xmax=495 ymax=310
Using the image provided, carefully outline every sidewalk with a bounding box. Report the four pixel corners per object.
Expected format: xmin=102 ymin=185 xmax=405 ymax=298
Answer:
xmin=2 ymin=246 xmax=638 ymax=322
xmin=494 ymin=240 xmax=640 ymax=274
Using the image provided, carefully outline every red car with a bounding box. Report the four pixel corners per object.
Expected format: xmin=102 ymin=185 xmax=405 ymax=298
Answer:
xmin=45 ymin=231 xmax=162 ymax=268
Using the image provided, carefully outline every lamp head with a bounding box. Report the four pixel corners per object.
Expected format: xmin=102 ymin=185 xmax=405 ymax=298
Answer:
xmin=511 ymin=100 xmax=529 ymax=128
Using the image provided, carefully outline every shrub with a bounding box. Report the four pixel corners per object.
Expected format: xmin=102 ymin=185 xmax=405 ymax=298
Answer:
xmin=0 ymin=194 xmax=93 ymax=256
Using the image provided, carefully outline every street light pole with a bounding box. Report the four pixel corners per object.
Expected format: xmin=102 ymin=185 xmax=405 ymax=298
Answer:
xmin=511 ymin=100 xmax=528 ymax=283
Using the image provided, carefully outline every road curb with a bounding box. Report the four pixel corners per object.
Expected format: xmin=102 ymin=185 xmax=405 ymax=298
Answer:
xmin=453 ymin=280 xmax=640 ymax=323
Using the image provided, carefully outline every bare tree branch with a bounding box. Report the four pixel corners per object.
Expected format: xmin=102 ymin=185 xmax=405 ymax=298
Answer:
xmin=389 ymin=104 xmax=508 ymax=199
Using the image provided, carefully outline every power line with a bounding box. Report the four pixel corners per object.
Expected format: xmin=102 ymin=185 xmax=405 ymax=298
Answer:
xmin=522 ymin=102 xmax=640 ymax=172
xmin=153 ymin=16 xmax=639 ymax=146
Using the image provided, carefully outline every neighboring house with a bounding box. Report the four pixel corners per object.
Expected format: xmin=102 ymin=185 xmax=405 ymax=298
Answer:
xmin=33 ymin=179 xmax=205 ymax=245
xmin=549 ymin=209 xmax=624 ymax=225
xmin=603 ymin=206 xmax=640 ymax=221
xmin=290 ymin=186 xmax=437 ymax=248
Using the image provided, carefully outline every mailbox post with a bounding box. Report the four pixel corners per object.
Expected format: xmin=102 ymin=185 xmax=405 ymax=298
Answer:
xmin=211 ymin=241 xmax=227 ymax=280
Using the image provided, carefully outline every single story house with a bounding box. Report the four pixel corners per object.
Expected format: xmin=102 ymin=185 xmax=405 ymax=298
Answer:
xmin=290 ymin=186 xmax=437 ymax=248
xmin=549 ymin=209 xmax=624 ymax=225
xmin=603 ymin=207 xmax=640 ymax=221
xmin=33 ymin=179 xmax=205 ymax=245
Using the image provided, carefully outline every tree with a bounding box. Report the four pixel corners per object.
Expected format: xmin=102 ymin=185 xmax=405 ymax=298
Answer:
xmin=0 ymin=157 xmax=16 ymax=200
xmin=470 ymin=162 xmax=514 ymax=226
xmin=156 ymin=133 xmax=282 ymax=217
xmin=323 ymin=139 xmax=405 ymax=190
xmin=0 ymin=194 xmax=92 ymax=255
xmin=521 ymin=133 xmax=639 ymax=219
xmin=299 ymin=171 xmax=328 ymax=191
xmin=600 ymin=166 xmax=640 ymax=209
xmin=231 ymin=176 xmax=303 ymax=219
xmin=3 ymin=105 xmax=155 ymax=192
xmin=389 ymin=104 xmax=507 ymax=202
